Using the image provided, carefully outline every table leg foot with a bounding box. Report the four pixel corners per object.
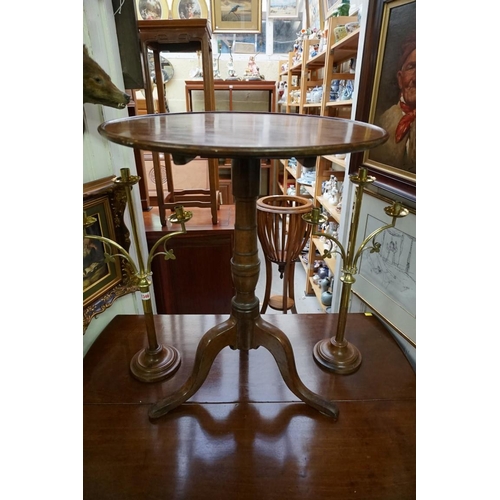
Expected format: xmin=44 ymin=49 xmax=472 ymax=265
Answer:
xmin=254 ymin=317 xmax=339 ymax=420
xmin=149 ymin=317 xmax=237 ymax=419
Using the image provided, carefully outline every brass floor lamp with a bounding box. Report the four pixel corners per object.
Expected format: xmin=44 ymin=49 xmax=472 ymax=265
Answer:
xmin=303 ymin=167 xmax=409 ymax=374
xmin=84 ymin=168 xmax=192 ymax=383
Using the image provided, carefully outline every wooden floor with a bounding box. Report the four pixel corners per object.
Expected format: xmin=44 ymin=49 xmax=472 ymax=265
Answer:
xmin=83 ymin=314 xmax=416 ymax=500
xmin=83 ymin=313 xmax=416 ymax=499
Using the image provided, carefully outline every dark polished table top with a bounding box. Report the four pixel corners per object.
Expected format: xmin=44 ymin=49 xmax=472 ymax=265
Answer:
xmin=98 ymin=111 xmax=388 ymax=160
xmin=83 ymin=313 xmax=415 ymax=500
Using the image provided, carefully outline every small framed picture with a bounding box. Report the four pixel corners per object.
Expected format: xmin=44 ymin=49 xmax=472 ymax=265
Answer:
xmin=268 ymin=0 xmax=299 ymax=19
xmin=211 ymin=0 xmax=262 ymax=33
xmin=171 ymin=0 xmax=208 ymax=19
xmin=135 ymin=0 xmax=170 ymax=20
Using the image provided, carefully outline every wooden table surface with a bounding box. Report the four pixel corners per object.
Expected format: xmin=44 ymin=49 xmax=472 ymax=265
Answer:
xmin=98 ymin=112 xmax=388 ymax=161
xmin=83 ymin=313 xmax=415 ymax=499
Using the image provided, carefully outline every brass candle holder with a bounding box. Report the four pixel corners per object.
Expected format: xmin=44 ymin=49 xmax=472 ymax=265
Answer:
xmin=83 ymin=168 xmax=193 ymax=383
xmin=303 ymin=167 xmax=409 ymax=374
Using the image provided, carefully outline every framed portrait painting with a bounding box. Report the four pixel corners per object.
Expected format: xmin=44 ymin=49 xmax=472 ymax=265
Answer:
xmin=135 ymin=0 xmax=170 ymax=20
xmin=83 ymin=176 xmax=138 ymax=332
xmin=171 ymin=0 xmax=208 ymax=19
xmin=350 ymin=0 xmax=416 ymax=202
xmin=211 ymin=0 xmax=262 ymax=33
xmin=351 ymin=189 xmax=416 ymax=347
xmin=268 ymin=0 xmax=299 ymax=19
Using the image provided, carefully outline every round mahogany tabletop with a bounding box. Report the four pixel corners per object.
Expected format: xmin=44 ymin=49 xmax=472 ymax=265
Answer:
xmin=98 ymin=111 xmax=388 ymax=160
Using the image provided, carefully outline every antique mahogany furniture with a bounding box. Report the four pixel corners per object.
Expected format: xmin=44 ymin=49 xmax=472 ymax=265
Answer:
xmin=184 ymin=79 xmax=277 ymax=113
xmin=143 ymin=205 xmax=235 ymax=314
xmin=98 ymin=111 xmax=388 ymax=419
xmin=83 ymin=313 xmax=416 ymax=499
xmin=137 ymin=19 xmax=220 ymax=225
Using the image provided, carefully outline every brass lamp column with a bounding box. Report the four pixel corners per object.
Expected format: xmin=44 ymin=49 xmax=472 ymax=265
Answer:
xmin=83 ymin=168 xmax=193 ymax=383
xmin=303 ymin=167 xmax=408 ymax=374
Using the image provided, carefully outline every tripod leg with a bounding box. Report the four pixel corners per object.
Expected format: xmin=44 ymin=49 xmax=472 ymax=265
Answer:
xmin=253 ymin=317 xmax=339 ymax=419
xmin=149 ymin=317 xmax=237 ymax=419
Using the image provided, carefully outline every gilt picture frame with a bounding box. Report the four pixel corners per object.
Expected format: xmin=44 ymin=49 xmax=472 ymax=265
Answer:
xmin=268 ymin=0 xmax=299 ymax=19
xmin=350 ymin=0 xmax=416 ymax=201
xmin=135 ymin=0 xmax=170 ymax=20
xmin=171 ymin=0 xmax=208 ymax=19
xmin=351 ymin=189 xmax=416 ymax=347
xmin=83 ymin=176 xmax=138 ymax=332
xmin=211 ymin=0 xmax=262 ymax=33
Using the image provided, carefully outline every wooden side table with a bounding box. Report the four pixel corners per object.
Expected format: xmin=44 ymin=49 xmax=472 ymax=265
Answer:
xmin=137 ymin=19 xmax=220 ymax=225
xmin=184 ymin=80 xmax=277 ymax=113
xmin=98 ymin=111 xmax=388 ymax=419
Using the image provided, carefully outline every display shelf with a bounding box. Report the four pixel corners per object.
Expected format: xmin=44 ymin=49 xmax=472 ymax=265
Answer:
xmin=312 ymin=236 xmax=337 ymax=273
xmin=277 ymin=15 xmax=362 ymax=302
xmin=317 ymin=195 xmax=341 ymax=222
xmin=299 ymin=39 xmax=325 ymax=114
xmin=325 ymin=99 xmax=353 ymax=108
xmin=322 ymin=155 xmax=346 ymax=168
xmin=308 ymin=277 xmax=328 ymax=312
xmin=298 ymin=254 xmax=308 ymax=274
xmin=301 ymin=185 xmax=315 ymax=197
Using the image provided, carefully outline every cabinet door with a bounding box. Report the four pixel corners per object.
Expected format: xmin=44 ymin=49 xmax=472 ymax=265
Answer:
xmin=148 ymin=231 xmax=235 ymax=314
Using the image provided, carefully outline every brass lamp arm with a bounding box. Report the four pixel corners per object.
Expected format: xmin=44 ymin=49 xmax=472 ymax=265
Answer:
xmin=352 ymin=205 xmax=409 ymax=271
xmin=352 ymin=222 xmax=394 ymax=272
xmin=146 ymin=229 xmax=187 ymax=273
xmin=311 ymin=231 xmax=346 ymax=262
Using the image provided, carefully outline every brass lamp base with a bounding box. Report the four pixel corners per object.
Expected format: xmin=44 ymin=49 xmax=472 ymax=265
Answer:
xmin=313 ymin=338 xmax=362 ymax=375
xmin=130 ymin=344 xmax=181 ymax=383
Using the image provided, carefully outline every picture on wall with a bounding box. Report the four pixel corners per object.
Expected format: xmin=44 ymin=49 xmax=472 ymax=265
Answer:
xmin=172 ymin=0 xmax=208 ymax=19
xmin=350 ymin=0 xmax=416 ymax=200
xmin=211 ymin=0 xmax=262 ymax=33
xmin=268 ymin=0 xmax=299 ymax=19
xmin=351 ymin=190 xmax=416 ymax=347
xmin=135 ymin=0 xmax=170 ymax=20
xmin=323 ymin=0 xmax=340 ymax=19
xmin=83 ymin=176 xmax=138 ymax=332
xmin=307 ymin=0 xmax=324 ymax=32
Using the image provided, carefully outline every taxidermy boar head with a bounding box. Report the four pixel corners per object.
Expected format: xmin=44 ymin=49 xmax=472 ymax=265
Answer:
xmin=83 ymin=45 xmax=130 ymax=109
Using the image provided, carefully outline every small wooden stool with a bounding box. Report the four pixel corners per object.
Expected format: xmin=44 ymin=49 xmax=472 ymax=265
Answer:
xmin=257 ymin=195 xmax=313 ymax=313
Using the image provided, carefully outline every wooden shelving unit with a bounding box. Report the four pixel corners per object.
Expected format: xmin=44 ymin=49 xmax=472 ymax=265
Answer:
xmin=276 ymin=15 xmax=362 ymax=304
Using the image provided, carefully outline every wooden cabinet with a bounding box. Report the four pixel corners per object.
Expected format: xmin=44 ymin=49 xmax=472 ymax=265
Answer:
xmin=144 ymin=206 xmax=235 ymax=314
xmin=185 ymin=80 xmax=277 ymax=113
xmin=277 ymin=16 xmax=362 ymax=309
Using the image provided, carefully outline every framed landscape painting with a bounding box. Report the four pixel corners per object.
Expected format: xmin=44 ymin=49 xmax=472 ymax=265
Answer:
xmin=268 ymin=0 xmax=299 ymax=19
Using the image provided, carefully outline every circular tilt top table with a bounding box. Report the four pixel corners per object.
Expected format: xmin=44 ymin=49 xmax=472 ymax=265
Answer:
xmin=98 ymin=111 xmax=388 ymax=420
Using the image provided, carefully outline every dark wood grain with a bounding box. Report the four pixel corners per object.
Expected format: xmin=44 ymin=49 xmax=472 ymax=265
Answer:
xmin=144 ymin=206 xmax=235 ymax=314
xmin=98 ymin=112 xmax=388 ymax=160
xmin=84 ymin=313 xmax=415 ymax=499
